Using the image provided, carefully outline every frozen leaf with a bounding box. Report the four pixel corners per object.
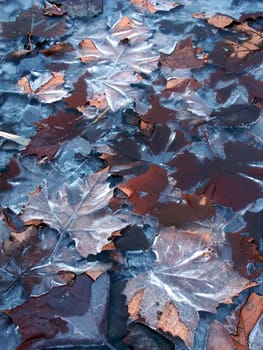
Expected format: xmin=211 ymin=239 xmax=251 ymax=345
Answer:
xmin=23 ymin=110 xmax=84 ymax=161
xmin=39 ymin=42 xmax=73 ymax=56
xmin=17 ymin=71 xmax=68 ymax=104
xmin=130 ymin=0 xmax=181 ymax=14
xmin=207 ymin=321 xmax=234 ymax=350
xmin=227 ymin=233 xmax=263 ymax=279
xmin=118 ymin=165 xmax=214 ymax=225
xmin=139 ymin=94 xmax=176 ymax=123
xmin=231 ymin=293 xmax=263 ymax=350
xmin=210 ymin=104 xmax=260 ymax=127
xmin=1 ymin=5 xmax=66 ymax=39
xmin=207 ymin=14 xmax=235 ymax=29
xmin=0 ymin=225 xmax=68 ymax=299
xmin=242 ymin=210 xmax=263 ymax=252
xmin=64 ymin=73 xmax=90 ymax=110
xmin=160 ymin=37 xmax=206 ymax=70
xmin=48 ymin=0 xmax=103 ymax=19
xmin=210 ymin=16 xmax=263 ymax=72
xmin=1 ymin=207 xmax=24 ymax=232
xmin=118 ymin=164 xmax=168 ymax=215
xmin=162 ymin=77 xmax=202 ymax=97
xmin=124 ymin=225 xmax=250 ymax=347
xmin=4 ymin=273 xmax=109 ymax=349
xmin=21 ymin=168 xmax=135 ymax=258
xmin=124 ymin=322 xmax=174 ymax=349
xmin=0 ymin=157 xmax=20 ymax=191
xmin=172 ymin=142 xmax=263 ymax=210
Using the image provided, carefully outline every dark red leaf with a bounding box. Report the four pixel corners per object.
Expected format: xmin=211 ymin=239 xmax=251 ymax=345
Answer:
xmin=139 ymin=94 xmax=176 ymax=123
xmin=227 ymin=232 xmax=263 ymax=279
xmin=118 ymin=164 xmax=168 ymax=215
xmin=1 ymin=5 xmax=66 ymax=39
xmin=172 ymin=142 xmax=263 ymax=210
xmin=4 ymin=274 xmax=109 ymax=349
xmin=23 ymin=110 xmax=83 ymax=160
xmin=64 ymin=73 xmax=90 ymax=109
xmin=160 ymin=37 xmax=206 ymax=70
xmin=0 ymin=158 xmax=20 ymax=191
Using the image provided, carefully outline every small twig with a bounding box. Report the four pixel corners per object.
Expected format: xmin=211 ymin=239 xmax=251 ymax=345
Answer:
xmin=0 ymin=131 xmax=29 ymax=147
xmin=81 ymin=106 xmax=110 ymax=136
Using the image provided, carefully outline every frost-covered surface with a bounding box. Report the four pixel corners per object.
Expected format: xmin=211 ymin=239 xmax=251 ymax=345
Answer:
xmin=0 ymin=0 xmax=263 ymax=349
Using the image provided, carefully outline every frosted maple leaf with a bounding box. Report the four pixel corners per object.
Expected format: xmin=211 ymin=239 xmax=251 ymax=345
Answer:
xmin=77 ymin=16 xmax=159 ymax=112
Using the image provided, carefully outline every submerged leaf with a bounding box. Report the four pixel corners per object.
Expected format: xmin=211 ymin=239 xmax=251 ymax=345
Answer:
xmin=21 ymin=168 xmax=135 ymax=257
xmin=131 ymin=0 xmax=181 ymax=14
xmin=23 ymin=110 xmax=83 ymax=161
xmin=124 ymin=225 xmax=250 ymax=347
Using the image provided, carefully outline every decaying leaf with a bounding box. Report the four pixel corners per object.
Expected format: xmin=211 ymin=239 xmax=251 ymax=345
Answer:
xmin=139 ymin=94 xmax=176 ymax=123
xmin=124 ymin=225 xmax=250 ymax=347
xmin=23 ymin=110 xmax=83 ymax=161
xmin=131 ymin=0 xmax=181 ymax=14
xmin=160 ymin=37 xmax=206 ymax=70
xmin=18 ymin=72 xmax=68 ymax=104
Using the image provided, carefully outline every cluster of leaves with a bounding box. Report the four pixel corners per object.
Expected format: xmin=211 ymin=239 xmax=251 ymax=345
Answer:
xmin=0 ymin=1 xmax=263 ymax=349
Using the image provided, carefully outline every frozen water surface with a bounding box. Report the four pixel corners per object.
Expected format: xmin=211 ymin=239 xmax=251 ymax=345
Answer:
xmin=0 ymin=0 xmax=262 ymax=349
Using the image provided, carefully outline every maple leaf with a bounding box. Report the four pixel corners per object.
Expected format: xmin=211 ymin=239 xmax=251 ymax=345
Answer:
xmin=160 ymin=37 xmax=207 ymax=70
xmin=118 ymin=164 xmax=214 ymax=225
xmin=171 ymin=141 xmax=263 ymax=210
xmin=21 ymin=168 xmax=144 ymax=258
xmin=22 ymin=109 xmax=84 ymax=161
xmin=123 ymin=225 xmax=250 ymax=348
xmin=0 ymin=225 xmax=70 ymax=303
xmin=17 ymin=71 xmax=68 ymax=104
xmin=1 ymin=5 xmax=66 ymax=39
xmin=130 ymin=0 xmax=181 ymax=14
xmin=4 ymin=273 xmax=109 ymax=350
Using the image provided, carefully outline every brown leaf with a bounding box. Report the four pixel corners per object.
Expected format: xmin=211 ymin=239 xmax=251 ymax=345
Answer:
xmin=64 ymin=73 xmax=90 ymax=109
xmin=18 ymin=71 xmax=67 ymax=103
xmin=23 ymin=110 xmax=83 ymax=161
xmin=210 ymin=17 xmax=263 ymax=72
xmin=227 ymin=233 xmax=263 ymax=279
xmin=124 ymin=225 xmax=250 ymax=347
xmin=152 ymin=193 xmax=215 ymax=226
xmin=139 ymin=94 xmax=176 ymax=123
xmin=160 ymin=37 xmax=206 ymax=70
xmin=117 ymin=164 xmax=168 ymax=215
xmin=0 ymin=157 xmax=20 ymax=191
xmin=39 ymin=43 xmax=73 ymax=56
xmin=131 ymin=0 xmax=181 ymax=14
xmin=1 ymin=5 xmax=66 ymax=39
xmin=207 ymin=321 xmax=235 ymax=350
xmin=207 ymin=14 xmax=235 ymax=29
xmin=231 ymin=293 xmax=263 ymax=350
xmin=4 ymin=273 xmax=109 ymax=349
